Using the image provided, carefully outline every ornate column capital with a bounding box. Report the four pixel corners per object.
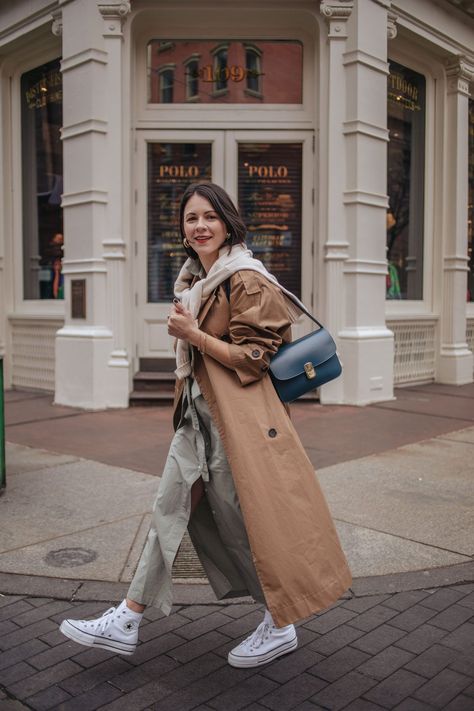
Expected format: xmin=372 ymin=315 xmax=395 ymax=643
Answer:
xmin=387 ymin=10 xmax=398 ymax=40
xmin=445 ymin=56 xmax=474 ymax=96
xmin=98 ymin=1 xmax=131 ymax=36
xmin=51 ymin=9 xmax=63 ymax=37
xmin=320 ymin=1 xmax=354 ymax=39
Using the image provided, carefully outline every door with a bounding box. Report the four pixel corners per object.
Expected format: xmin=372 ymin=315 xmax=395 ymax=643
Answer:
xmin=134 ymin=130 xmax=314 ymax=363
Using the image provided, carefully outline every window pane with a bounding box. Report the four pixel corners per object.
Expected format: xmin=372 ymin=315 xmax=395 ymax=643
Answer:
xmin=147 ymin=143 xmax=212 ymax=302
xmin=238 ymin=143 xmax=302 ymax=298
xmin=147 ymin=40 xmax=303 ymax=104
xmin=386 ymin=61 xmax=426 ymax=300
xmin=21 ymin=58 xmax=63 ymax=300
xmin=468 ymin=98 xmax=474 ymax=302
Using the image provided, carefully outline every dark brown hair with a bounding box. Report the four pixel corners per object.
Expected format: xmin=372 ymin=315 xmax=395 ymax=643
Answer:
xmin=179 ymin=182 xmax=247 ymax=259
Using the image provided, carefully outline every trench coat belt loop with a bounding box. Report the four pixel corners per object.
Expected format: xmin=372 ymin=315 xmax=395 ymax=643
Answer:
xmin=185 ymin=378 xmax=210 ymax=482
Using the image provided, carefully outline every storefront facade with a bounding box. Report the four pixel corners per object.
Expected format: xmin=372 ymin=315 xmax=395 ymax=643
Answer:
xmin=0 ymin=0 xmax=473 ymax=409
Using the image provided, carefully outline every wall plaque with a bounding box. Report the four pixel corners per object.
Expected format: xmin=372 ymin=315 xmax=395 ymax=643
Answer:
xmin=71 ymin=279 xmax=86 ymax=319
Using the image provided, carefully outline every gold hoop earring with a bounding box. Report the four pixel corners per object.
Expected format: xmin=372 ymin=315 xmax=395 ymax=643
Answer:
xmin=183 ymin=238 xmax=190 ymax=248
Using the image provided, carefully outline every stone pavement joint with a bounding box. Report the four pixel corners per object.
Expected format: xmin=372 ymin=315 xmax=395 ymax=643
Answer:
xmin=0 ymin=581 xmax=472 ymax=710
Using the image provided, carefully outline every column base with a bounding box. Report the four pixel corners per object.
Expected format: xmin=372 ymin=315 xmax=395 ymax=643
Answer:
xmin=437 ymin=345 xmax=474 ymax=385
xmin=55 ymin=327 xmax=130 ymax=409
xmin=320 ymin=327 xmax=395 ymax=406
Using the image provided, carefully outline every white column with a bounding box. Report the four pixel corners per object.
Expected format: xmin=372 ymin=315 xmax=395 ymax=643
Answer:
xmin=437 ymin=57 xmax=474 ymax=384
xmin=337 ymin=0 xmax=394 ymax=405
xmin=318 ymin=1 xmax=352 ymax=404
xmin=98 ymin=1 xmax=131 ymax=406
xmin=54 ymin=0 xmax=131 ymax=409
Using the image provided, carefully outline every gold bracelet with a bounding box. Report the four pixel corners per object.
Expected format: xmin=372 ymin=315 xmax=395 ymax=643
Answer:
xmin=198 ymin=332 xmax=207 ymax=355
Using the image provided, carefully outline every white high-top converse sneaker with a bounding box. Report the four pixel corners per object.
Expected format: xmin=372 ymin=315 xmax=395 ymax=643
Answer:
xmin=228 ymin=609 xmax=297 ymax=668
xmin=60 ymin=600 xmax=142 ymax=656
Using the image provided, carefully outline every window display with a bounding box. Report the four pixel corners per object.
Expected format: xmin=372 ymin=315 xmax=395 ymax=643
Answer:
xmin=147 ymin=142 xmax=212 ymax=302
xmin=238 ymin=143 xmax=302 ymax=298
xmin=386 ymin=61 xmax=426 ymax=300
xmin=21 ymin=58 xmax=63 ymax=300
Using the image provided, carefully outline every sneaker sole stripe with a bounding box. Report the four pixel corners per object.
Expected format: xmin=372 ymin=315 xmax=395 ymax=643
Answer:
xmin=60 ymin=621 xmax=136 ymax=655
xmin=228 ymin=636 xmax=298 ymax=668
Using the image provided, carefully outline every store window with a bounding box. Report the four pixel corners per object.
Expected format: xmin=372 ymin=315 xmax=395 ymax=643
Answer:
xmin=245 ymin=45 xmax=262 ymax=95
xmin=184 ymin=57 xmax=199 ymax=100
xmin=21 ymin=58 xmax=63 ymax=300
xmin=159 ymin=67 xmax=174 ymax=103
xmin=238 ymin=143 xmax=302 ymax=298
xmin=147 ymin=40 xmax=303 ymax=104
xmin=386 ymin=61 xmax=426 ymax=300
xmin=147 ymin=143 xmax=212 ymax=302
xmin=468 ymin=98 xmax=474 ymax=302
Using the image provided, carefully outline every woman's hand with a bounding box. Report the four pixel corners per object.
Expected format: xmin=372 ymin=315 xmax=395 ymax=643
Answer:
xmin=167 ymin=301 xmax=200 ymax=346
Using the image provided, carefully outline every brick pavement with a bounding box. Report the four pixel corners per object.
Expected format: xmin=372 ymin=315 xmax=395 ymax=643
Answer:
xmin=0 ymin=582 xmax=473 ymax=710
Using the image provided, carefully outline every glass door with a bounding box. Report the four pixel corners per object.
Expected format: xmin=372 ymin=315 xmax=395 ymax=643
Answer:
xmin=135 ymin=131 xmax=224 ymax=359
xmin=135 ymin=130 xmax=313 ymax=360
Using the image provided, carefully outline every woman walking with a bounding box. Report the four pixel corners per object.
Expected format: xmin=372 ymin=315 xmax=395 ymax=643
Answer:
xmin=60 ymin=182 xmax=351 ymax=668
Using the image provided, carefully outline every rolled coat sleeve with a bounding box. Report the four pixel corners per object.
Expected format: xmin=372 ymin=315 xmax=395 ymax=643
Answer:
xmin=227 ymin=271 xmax=292 ymax=386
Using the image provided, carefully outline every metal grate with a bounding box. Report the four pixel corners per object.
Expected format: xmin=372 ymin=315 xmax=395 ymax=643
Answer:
xmin=388 ymin=319 xmax=436 ymax=385
xmin=10 ymin=319 xmax=63 ymax=391
xmin=173 ymin=530 xmax=207 ymax=580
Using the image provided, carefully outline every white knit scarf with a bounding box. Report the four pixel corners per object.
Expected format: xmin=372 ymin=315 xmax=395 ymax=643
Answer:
xmin=173 ymin=243 xmax=306 ymax=379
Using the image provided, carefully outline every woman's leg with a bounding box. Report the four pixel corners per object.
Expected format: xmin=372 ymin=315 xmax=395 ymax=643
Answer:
xmin=126 ymin=477 xmax=205 ymax=614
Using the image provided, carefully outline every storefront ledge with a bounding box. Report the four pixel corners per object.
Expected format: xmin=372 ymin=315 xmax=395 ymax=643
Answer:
xmin=1 ymin=562 xmax=473 ymax=606
xmin=338 ymin=327 xmax=394 ymax=340
xmin=56 ymin=326 xmax=113 ymax=339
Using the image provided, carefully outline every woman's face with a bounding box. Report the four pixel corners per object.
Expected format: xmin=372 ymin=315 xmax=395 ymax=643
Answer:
xmin=183 ymin=193 xmax=228 ymax=271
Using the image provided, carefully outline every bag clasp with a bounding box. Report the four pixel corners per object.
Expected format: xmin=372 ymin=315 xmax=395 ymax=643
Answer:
xmin=304 ymin=362 xmax=316 ymax=380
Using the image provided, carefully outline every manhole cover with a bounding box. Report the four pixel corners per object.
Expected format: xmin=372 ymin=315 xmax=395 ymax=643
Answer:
xmin=44 ymin=547 xmax=98 ymax=568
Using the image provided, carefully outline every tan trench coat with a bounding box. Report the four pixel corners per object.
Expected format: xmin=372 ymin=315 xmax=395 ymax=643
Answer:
xmin=174 ymin=270 xmax=352 ymax=627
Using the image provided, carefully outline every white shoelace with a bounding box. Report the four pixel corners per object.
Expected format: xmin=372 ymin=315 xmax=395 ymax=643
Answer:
xmin=242 ymin=621 xmax=272 ymax=650
xmin=95 ymin=607 xmax=116 ymax=634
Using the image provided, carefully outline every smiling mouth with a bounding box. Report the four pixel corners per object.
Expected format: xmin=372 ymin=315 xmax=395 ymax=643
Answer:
xmin=194 ymin=236 xmax=212 ymax=243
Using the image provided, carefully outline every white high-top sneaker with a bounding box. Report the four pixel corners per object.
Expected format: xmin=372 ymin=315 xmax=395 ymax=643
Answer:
xmin=60 ymin=600 xmax=142 ymax=655
xmin=228 ymin=609 xmax=297 ymax=668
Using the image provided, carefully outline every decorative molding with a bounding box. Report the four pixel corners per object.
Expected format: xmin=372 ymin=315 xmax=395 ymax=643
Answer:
xmin=51 ymin=9 xmax=62 ymax=37
xmin=445 ymin=57 xmax=474 ymax=96
xmin=343 ymin=119 xmax=389 ymax=142
xmin=343 ymin=259 xmax=388 ymax=276
xmin=319 ymin=1 xmax=353 ymax=39
xmin=324 ymin=241 xmax=350 ymax=261
xmin=343 ymin=50 xmax=389 ymax=76
xmin=62 ymin=119 xmax=108 ymax=140
xmin=56 ymin=325 xmax=113 ymax=339
xmin=343 ymin=190 xmax=389 ymax=208
xmin=61 ymin=48 xmax=108 ymax=73
xmin=61 ymin=189 xmax=108 ymax=207
xmin=61 ymin=258 xmax=107 ymax=275
xmin=98 ymin=1 xmax=132 ymax=37
xmin=443 ymin=254 xmax=470 ymax=272
xmin=387 ymin=10 xmax=398 ymax=40
xmin=102 ymin=239 xmax=126 ymax=260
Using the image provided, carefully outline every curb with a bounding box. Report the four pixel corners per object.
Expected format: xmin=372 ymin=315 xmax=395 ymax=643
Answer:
xmin=1 ymin=561 xmax=474 ymax=606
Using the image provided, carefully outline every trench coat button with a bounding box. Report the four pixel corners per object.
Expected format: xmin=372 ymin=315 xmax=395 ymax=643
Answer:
xmin=251 ymin=349 xmax=261 ymax=359
xmin=268 ymin=428 xmax=277 ymax=438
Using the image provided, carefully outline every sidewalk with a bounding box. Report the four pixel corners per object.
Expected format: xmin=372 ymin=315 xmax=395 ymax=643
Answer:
xmin=0 ymin=382 xmax=473 ymax=709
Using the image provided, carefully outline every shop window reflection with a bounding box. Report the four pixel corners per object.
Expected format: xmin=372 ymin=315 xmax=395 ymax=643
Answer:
xmin=212 ymin=45 xmax=229 ymax=94
xmin=159 ymin=67 xmax=175 ymax=103
xmin=386 ymin=61 xmax=426 ymax=301
xmin=21 ymin=58 xmax=63 ymax=300
xmin=468 ymin=99 xmax=474 ymax=302
xmin=147 ymin=39 xmax=302 ymax=104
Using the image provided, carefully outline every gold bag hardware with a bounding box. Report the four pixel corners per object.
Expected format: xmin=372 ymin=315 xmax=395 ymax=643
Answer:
xmin=304 ymin=362 xmax=316 ymax=380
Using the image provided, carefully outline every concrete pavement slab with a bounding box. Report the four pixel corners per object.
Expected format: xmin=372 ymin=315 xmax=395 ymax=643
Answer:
xmin=373 ymin=387 xmax=474 ymax=422
xmin=5 ymin=443 xmax=79 ymax=476
xmin=335 ymin=521 xmax=470 ymax=577
xmin=0 ymin=514 xmax=148 ymax=581
xmin=319 ymin=435 xmax=474 ymax=557
xmin=438 ymin=426 xmax=474 ymax=445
